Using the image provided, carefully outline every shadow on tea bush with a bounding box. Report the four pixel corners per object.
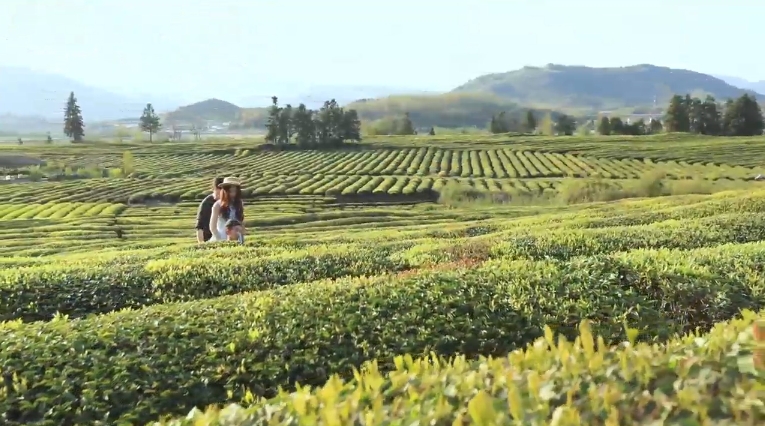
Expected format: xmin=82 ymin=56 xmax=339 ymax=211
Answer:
xmin=437 ymin=182 xmax=555 ymax=207
xmin=558 ymin=170 xmax=721 ymax=204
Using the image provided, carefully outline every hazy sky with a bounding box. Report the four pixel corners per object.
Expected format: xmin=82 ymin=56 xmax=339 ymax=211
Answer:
xmin=2 ymin=0 xmax=763 ymax=101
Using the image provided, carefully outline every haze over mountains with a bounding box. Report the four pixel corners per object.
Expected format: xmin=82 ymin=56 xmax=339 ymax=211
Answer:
xmin=1 ymin=64 xmax=763 ymax=133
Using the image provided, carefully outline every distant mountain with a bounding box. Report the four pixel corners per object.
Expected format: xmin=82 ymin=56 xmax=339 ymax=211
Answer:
xmin=234 ymin=85 xmax=426 ymax=109
xmin=714 ymin=74 xmax=765 ymax=96
xmin=347 ymin=93 xmax=556 ymax=128
xmin=212 ymin=93 xmax=558 ymax=128
xmin=452 ymin=64 xmax=763 ymax=112
xmin=0 ymin=113 xmax=60 ymax=135
xmin=163 ymin=99 xmax=244 ymax=124
xmin=0 ymin=67 xmax=185 ymax=122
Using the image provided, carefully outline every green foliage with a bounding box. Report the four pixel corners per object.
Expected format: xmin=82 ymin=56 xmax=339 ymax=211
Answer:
xmin=266 ymin=97 xmax=361 ymax=147
xmin=162 ymin=311 xmax=764 ymax=425
xmin=597 ymin=116 xmax=611 ymax=135
xmin=122 ymin=151 xmax=135 ymax=176
xmin=554 ymin=114 xmax=576 ymax=135
xmin=524 ymin=109 xmax=537 ymax=132
xmin=489 ymin=111 xmax=519 ymax=134
xmin=539 ymin=112 xmax=554 ymax=135
xmin=664 ymin=92 xmax=763 ymax=136
xmin=140 ymin=103 xmax=162 ymax=142
xmin=1 ymin=234 xmax=764 ymax=423
xmin=63 ymin=91 xmax=85 ymax=142
xmin=0 ymin=245 xmax=406 ymax=322
xmin=723 ymin=94 xmax=765 ymax=136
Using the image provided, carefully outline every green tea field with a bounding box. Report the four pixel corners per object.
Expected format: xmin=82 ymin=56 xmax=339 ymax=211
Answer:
xmin=0 ymin=134 xmax=763 ymax=425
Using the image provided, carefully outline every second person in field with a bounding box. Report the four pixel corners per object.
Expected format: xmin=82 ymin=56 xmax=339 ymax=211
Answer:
xmin=209 ymin=177 xmax=245 ymax=241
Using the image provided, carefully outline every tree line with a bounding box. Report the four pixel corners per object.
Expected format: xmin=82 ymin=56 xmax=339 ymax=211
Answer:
xmin=489 ymin=110 xmax=578 ymax=135
xmin=264 ymin=97 xmax=362 ymax=147
xmin=663 ymin=93 xmax=763 ymax=136
xmin=598 ymin=93 xmax=763 ymax=137
xmin=61 ymin=92 xmax=162 ymax=142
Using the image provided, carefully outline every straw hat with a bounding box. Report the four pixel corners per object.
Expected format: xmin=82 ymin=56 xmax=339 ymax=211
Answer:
xmin=218 ymin=177 xmax=241 ymax=188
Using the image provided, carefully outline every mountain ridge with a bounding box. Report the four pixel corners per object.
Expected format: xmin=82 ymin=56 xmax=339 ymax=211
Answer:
xmin=452 ymin=64 xmax=763 ymax=112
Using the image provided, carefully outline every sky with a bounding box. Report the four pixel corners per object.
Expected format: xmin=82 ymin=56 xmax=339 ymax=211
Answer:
xmin=1 ymin=0 xmax=764 ymax=103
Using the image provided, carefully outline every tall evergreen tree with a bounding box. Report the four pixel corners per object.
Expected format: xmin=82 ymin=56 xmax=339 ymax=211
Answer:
xmin=609 ymin=117 xmax=625 ymax=134
xmin=399 ymin=112 xmax=416 ymax=135
xmin=723 ymin=94 xmax=765 ymax=136
xmin=700 ymin=95 xmax=722 ymax=135
xmin=339 ymin=109 xmax=362 ymax=143
xmin=489 ymin=116 xmax=499 ymax=134
xmin=648 ymin=118 xmax=663 ymax=134
xmin=524 ymin=110 xmax=537 ymax=133
xmin=278 ymin=104 xmax=294 ymax=144
xmin=597 ymin=116 xmax=611 ymax=135
xmin=554 ymin=114 xmax=576 ymax=135
xmin=265 ymin=96 xmax=281 ymax=144
xmin=63 ymin=91 xmax=85 ymax=142
xmin=292 ymin=104 xmax=315 ymax=147
xmin=664 ymin=94 xmax=690 ymax=132
xmin=139 ymin=103 xmax=161 ymax=142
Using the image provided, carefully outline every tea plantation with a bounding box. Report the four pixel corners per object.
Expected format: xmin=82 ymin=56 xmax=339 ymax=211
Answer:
xmin=0 ymin=134 xmax=763 ymax=425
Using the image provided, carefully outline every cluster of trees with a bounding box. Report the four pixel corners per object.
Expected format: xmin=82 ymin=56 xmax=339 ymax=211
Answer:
xmin=664 ymin=93 xmax=763 ymax=136
xmin=264 ymin=97 xmax=362 ymax=147
xmin=362 ymin=112 xmax=437 ymax=136
xmin=61 ymin=92 xmax=162 ymax=142
xmin=489 ymin=110 xmax=536 ymax=134
xmin=597 ymin=116 xmax=663 ymax=136
xmin=489 ymin=110 xmax=577 ymax=136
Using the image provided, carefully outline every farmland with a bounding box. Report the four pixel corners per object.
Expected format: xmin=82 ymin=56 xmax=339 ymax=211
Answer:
xmin=0 ymin=134 xmax=763 ymax=425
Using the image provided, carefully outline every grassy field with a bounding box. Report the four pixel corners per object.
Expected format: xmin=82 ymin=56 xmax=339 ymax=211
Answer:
xmin=0 ymin=133 xmax=763 ymax=425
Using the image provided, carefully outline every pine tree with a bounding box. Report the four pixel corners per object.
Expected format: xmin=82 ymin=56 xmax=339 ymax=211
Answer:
xmin=648 ymin=118 xmax=663 ymax=134
xmin=609 ymin=117 xmax=625 ymax=135
xmin=340 ymin=109 xmax=362 ymax=143
xmin=428 ymin=127 xmax=436 ymax=136
xmin=723 ymin=94 xmax=765 ymax=136
xmin=293 ymin=104 xmax=315 ymax=147
xmin=700 ymin=95 xmax=721 ymax=135
xmin=524 ymin=110 xmax=537 ymax=133
xmin=554 ymin=114 xmax=576 ymax=136
xmin=489 ymin=116 xmax=499 ymax=134
xmin=278 ymin=104 xmax=293 ymax=144
xmin=139 ymin=103 xmax=161 ymax=142
xmin=265 ymin=96 xmax=281 ymax=144
xmin=597 ymin=116 xmax=611 ymax=135
xmin=63 ymin=91 xmax=85 ymax=142
xmin=664 ymin=94 xmax=690 ymax=132
xmin=399 ymin=112 xmax=415 ymax=135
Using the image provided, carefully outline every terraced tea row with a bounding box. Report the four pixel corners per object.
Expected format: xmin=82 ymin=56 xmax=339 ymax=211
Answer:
xmin=2 ymin=173 xmax=756 ymax=205
xmin=4 ymin=188 xmax=765 ymax=259
xmin=0 ymin=207 xmax=765 ymax=321
xmin=2 ymin=240 xmax=763 ymax=424
xmin=33 ymin=148 xmax=763 ymax=180
xmin=162 ymin=312 xmax=763 ymax=426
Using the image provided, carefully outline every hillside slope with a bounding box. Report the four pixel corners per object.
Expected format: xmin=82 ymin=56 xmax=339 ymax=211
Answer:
xmin=163 ymin=99 xmax=244 ymax=125
xmin=452 ymin=64 xmax=762 ymax=112
xmin=346 ymin=93 xmax=554 ymax=128
xmin=180 ymin=93 xmax=552 ymax=130
xmin=0 ymin=67 xmax=183 ymax=121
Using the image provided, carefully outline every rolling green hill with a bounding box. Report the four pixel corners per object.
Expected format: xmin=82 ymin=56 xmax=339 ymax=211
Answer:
xmin=452 ymin=64 xmax=762 ymax=112
xmin=162 ymin=98 xmax=245 ymax=125
xmin=346 ymin=92 xmax=557 ymax=129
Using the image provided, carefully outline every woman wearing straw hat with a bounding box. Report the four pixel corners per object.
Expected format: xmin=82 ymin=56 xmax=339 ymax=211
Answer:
xmin=209 ymin=177 xmax=245 ymax=242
